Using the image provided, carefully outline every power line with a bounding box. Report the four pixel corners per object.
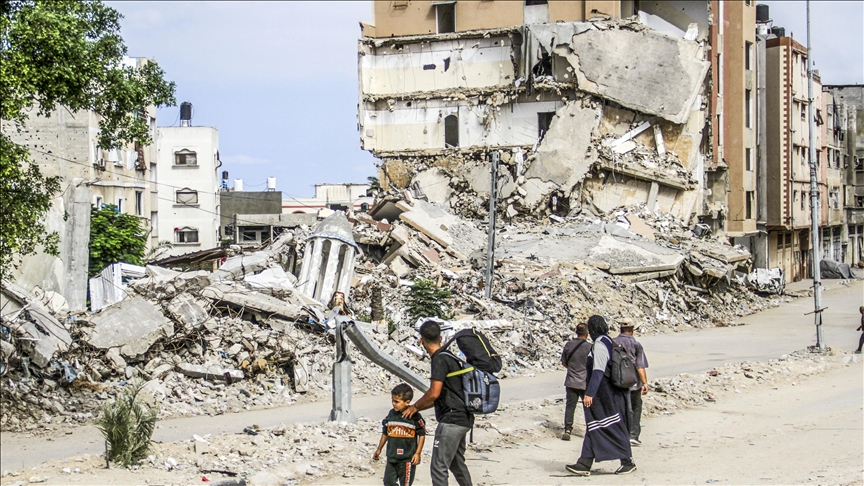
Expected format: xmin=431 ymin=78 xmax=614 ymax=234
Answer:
xmin=28 ymin=147 xmax=320 ymax=209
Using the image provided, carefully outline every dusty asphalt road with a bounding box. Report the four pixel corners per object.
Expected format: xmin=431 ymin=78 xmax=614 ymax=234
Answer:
xmin=2 ymin=281 xmax=862 ymax=472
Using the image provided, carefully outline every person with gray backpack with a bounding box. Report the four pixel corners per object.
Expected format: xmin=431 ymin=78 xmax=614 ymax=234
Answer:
xmin=565 ymin=315 xmax=637 ymax=477
xmin=402 ymin=320 xmax=474 ymax=486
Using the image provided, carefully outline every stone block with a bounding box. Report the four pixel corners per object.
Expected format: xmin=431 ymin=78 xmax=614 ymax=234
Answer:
xmin=85 ymin=297 xmax=174 ymax=357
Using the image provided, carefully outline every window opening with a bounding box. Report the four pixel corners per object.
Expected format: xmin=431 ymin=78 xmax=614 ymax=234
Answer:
xmin=436 ymin=3 xmax=455 ymax=34
xmin=176 ymin=227 xmax=199 ymax=244
xmin=444 ymin=114 xmax=459 ymax=148
xmin=176 ymin=188 xmax=199 ymax=205
xmin=174 ymin=149 xmax=198 ymax=166
xmin=135 ymin=191 xmax=143 ymax=216
xmin=538 ymin=112 xmax=555 ymax=140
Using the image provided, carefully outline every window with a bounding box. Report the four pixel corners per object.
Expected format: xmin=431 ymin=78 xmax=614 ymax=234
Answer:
xmin=174 ymin=149 xmax=197 ymax=166
xmin=150 ymin=211 xmax=157 ymax=233
xmin=829 ymin=187 xmax=840 ymax=209
xmin=801 ymin=55 xmax=807 ymax=76
xmin=745 ymin=41 xmax=753 ymax=70
xmin=176 ymin=188 xmax=199 ymax=205
xmin=745 ymin=191 xmax=754 ymax=219
xmin=524 ymin=0 xmax=549 ymax=24
xmin=175 ymin=227 xmax=199 ymax=244
xmin=444 ymin=114 xmax=459 ymax=148
xmin=117 ymin=198 xmax=124 ymax=213
xmin=135 ymin=191 xmax=143 ymax=216
xmin=746 ymin=148 xmax=753 ymax=171
xmin=94 ymin=196 xmax=104 ymax=209
xmin=538 ymin=112 xmax=555 ymax=139
xmin=801 ymin=192 xmax=806 ymax=211
xmin=745 ymin=89 xmax=752 ymax=128
xmin=435 ymin=2 xmax=455 ymax=34
xmin=800 ymin=103 xmax=807 ymax=120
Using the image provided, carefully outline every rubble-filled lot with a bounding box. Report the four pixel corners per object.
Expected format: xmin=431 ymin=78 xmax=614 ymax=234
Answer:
xmin=1 ymin=194 xmax=796 ymax=434
xmin=0 ymin=349 xmax=854 ymax=486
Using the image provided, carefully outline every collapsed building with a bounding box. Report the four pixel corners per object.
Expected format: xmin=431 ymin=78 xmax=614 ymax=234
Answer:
xmin=358 ymin=7 xmax=716 ymax=229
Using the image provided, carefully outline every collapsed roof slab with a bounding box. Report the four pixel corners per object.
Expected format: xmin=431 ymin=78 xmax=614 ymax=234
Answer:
xmin=550 ymin=24 xmax=709 ymax=124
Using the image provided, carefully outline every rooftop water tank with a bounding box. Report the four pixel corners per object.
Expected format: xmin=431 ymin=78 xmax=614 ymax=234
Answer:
xmin=756 ymin=4 xmax=769 ymax=23
xmin=234 ymin=179 xmax=243 ymax=192
xmin=180 ymin=102 xmax=193 ymax=127
xmin=267 ymin=177 xmax=276 ymax=191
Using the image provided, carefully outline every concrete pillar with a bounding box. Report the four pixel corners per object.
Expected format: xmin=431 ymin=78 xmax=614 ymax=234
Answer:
xmin=646 ymin=182 xmax=660 ymax=211
xmin=336 ymin=247 xmax=356 ymax=297
xmin=318 ymin=241 xmax=343 ymax=302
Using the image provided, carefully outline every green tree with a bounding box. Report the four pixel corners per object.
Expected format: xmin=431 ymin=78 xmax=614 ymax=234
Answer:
xmin=89 ymin=204 xmax=147 ymax=277
xmin=0 ymin=0 xmax=176 ymax=278
xmin=406 ymin=279 xmax=453 ymax=322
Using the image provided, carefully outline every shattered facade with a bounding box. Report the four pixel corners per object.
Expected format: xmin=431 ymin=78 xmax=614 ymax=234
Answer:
xmin=0 ymin=57 xmax=159 ymax=311
xmin=358 ymin=3 xmax=713 ymax=227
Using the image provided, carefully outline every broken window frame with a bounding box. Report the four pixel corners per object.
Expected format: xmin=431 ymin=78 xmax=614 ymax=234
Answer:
xmin=175 ymin=227 xmax=199 ymax=244
xmin=174 ymin=149 xmax=198 ymax=166
xmin=176 ymin=188 xmax=199 ymax=205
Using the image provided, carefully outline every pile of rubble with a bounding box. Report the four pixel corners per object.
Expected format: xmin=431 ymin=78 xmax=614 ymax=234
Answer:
xmin=1 ymin=194 xmax=795 ymax=433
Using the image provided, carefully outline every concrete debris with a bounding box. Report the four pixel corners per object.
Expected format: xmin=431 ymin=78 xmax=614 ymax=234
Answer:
xmin=88 ymin=262 xmax=146 ymax=311
xmin=744 ymin=268 xmax=785 ymax=295
xmin=1 ymin=280 xmax=72 ymax=368
xmin=85 ymin=297 xmax=174 ymax=357
xmin=0 ymin=200 xmax=793 ymax=435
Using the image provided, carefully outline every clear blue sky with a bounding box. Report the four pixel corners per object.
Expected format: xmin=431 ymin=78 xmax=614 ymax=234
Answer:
xmin=108 ymin=1 xmax=863 ymax=197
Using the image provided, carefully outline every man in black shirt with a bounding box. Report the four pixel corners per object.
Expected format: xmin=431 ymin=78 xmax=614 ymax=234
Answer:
xmin=402 ymin=320 xmax=473 ymax=486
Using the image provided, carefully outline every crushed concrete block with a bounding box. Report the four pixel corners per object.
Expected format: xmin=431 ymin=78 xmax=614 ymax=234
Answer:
xmin=150 ymin=363 xmax=173 ymax=379
xmin=213 ymin=252 xmax=271 ymax=280
xmin=176 ymin=363 xmax=244 ymax=382
xmin=85 ymin=297 xmax=174 ymax=357
xmin=166 ymin=293 xmax=211 ymax=330
xmin=396 ymin=199 xmax=484 ymax=257
xmin=200 ymin=283 xmax=303 ymax=321
xmin=105 ymin=349 xmax=126 ymax=370
xmin=244 ymin=267 xmax=297 ymax=293
xmin=0 ymin=281 xmax=72 ymax=367
xmin=389 ymin=256 xmax=413 ymax=278
xmin=411 ymin=168 xmax=452 ymax=205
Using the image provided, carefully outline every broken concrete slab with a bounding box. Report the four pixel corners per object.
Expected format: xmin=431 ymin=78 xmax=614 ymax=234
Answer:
xmin=0 ymin=280 xmax=72 ymax=367
xmin=176 ymin=363 xmax=244 ymax=382
xmin=213 ymin=252 xmax=271 ymax=280
xmin=244 ymin=267 xmax=297 ymax=294
xmin=524 ymin=100 xmax=600 ymax=195
xmin=166 ymin=293 xmax=211 ymax=331
xmin=85 ymin=297 xmax=174 ymax=357
xmin=200 ymin=283 xmax=303 ymax=321
xmin=411 ymin=168 xmax=452 ymax=205
xmin=396 ymin=199 xmax=485 ymax=258
xmin=625 ymin=214 xmax=656 ymax=241
xmin=550 ymin=22 xmax=710 ymax=124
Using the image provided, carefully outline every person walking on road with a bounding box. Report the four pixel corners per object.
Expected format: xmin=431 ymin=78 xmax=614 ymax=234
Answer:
xmin=402 ymin=320 xmax=473 ymax=486
xmin=856 ymin=306 xmax=864 ymax=354
xmin=560 ymin=323 xmax=591 ymax=441
xmin=565 ymin=315 xmax=636 ymax=477
xmin=613 ymin=319 xmax=649 ymax=446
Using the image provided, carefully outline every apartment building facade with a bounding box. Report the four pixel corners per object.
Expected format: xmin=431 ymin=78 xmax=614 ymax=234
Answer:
xmin=155 ymin=110 xmax=221 ymax=257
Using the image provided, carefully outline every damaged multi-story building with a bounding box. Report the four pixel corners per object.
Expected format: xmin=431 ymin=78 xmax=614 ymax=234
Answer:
xmin=357 ymin=1 xmax=760 ymax=232
xmin=1 ymin=57 xmax=160 ymax=311
xmin=822 ymin=85 xmax=863 ymax=267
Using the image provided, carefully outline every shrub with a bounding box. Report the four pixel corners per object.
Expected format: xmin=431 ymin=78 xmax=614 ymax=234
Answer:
xmin=96 ymin=380 xmax=158 ymax=467
xmin=406 ymin=279 xmax=452 ymax=322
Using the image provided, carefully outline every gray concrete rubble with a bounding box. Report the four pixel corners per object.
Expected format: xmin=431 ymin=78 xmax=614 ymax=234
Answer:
xmin=84 ymin=297 xmax=174 ymax=357
xmin=0 ymin=201 xmax=793 ymax=435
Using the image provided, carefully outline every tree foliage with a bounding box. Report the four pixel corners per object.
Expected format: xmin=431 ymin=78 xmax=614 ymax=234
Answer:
xmin=0 ymin=0 xmax=176 ymax=278
xmin=406 ymin=279 xmax=453 ymax=322
xmin=89 ymin=204 xmax=147 ymax=277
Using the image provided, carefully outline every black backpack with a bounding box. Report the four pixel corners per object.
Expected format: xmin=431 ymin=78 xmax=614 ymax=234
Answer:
xmin=442 ymin=328 xmax=502 ymax=374
xmin=604 ymin=339 xmax=639 ymax=389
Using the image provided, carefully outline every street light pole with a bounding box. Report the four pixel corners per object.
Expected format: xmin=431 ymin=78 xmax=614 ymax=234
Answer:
xmin=806 ymin=0 xmax=825 ymax=351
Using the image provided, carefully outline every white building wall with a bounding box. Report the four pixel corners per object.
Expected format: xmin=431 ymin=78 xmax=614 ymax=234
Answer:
xmin=283 ymin=184 xmax=373 ymax=214
xmin=155 ymin=126 xmax=221 ymax=255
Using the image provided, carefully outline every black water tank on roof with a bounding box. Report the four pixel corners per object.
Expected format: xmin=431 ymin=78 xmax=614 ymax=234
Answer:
xmin=756 ymin=4 xmax=769 ymax=22
xmin=180 ymin=102 xmax=193 ymax=121
xmin=771 ymin=26 xmax=785 ymax=38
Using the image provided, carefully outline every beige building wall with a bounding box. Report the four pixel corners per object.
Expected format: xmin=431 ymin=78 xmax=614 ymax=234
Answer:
xmin=368 ymin=0 xmax=622 ymax=38
xmin=723 ymin=1 xmax=757 ymax=236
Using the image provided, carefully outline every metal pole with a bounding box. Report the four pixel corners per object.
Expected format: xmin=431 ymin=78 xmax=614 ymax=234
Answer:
xmin=806 ymin=0 xmax=825 ymax=351
xmin=484 ymin=151 xmax=499 ymax=299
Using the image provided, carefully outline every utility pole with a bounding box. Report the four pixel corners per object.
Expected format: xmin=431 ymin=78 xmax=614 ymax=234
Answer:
xmin=806 ymin=0 xmax=825 ymax=351
xmin=484 ymin=151 xmax=499 ymax=299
